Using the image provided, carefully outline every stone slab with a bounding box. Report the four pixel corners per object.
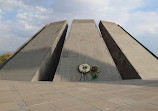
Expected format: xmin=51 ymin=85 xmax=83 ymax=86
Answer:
xmin=0 ymin=80 xmax=158 ymax=111
xmin=54 ymin=19 xmax=121 ymax=82
xmin=0 ymin=21 xmax=68 ymax=81
xmin=99 ymin=21 xmax=158 ymax=80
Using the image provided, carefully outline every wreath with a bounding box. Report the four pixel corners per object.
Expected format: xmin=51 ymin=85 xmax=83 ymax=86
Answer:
xmin=91 ymin=66 xmax=100 ymax=79
xmin=78 ymin=64 xmax=100 ymax=81
xmin=78 ymin=64 xmax=90 ymax=73
xmin=78 ymin=64 xmax=90 ymax=81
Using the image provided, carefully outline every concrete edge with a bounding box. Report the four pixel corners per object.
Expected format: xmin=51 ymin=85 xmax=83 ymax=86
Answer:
xmin=32 ymin=21 xmax=68 ymax=81
xmin=99 ymin=20 xmax=157 ymax=59
xmin=0 ymin=25 xmax=47 ymax=70
xmin=118 ymin=25 xmax=158 ymax=59
xmin=99 ymin=21 xmax=141 ymax=80
xmin=72 ymin=19 xmax=95 ymax=23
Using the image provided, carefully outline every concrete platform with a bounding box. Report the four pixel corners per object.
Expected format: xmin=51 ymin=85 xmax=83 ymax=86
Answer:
xmin=54 ymin=19 xmax=121 ymax=82
xmin=99 ymin=21 xmax=158 ymax=80
xmin=0 ymin=21 xmax=68 ymax=81
xmin=0 ymin=80 xmax=158 ymax=111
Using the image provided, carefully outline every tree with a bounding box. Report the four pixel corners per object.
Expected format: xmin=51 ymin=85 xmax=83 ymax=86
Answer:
xmin=0 ymin=52 xmax=12 ymax=65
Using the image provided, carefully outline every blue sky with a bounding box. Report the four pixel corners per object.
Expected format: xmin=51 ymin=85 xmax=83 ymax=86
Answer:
xmin=0 ymin=0 xmax=158 ymax=56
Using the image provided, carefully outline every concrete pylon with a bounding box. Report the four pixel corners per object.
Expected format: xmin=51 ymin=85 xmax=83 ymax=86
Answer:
xmin=0 ymin=21 xmax=68 ymax=81
xmin=53 ymin=19 xmax=121 ymax=82
xmin=99 ymin=21 xmax=158 ymax=80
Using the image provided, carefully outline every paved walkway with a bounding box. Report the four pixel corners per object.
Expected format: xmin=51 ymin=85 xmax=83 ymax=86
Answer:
xmin=0 ymin=80 xmax=158 ymax=111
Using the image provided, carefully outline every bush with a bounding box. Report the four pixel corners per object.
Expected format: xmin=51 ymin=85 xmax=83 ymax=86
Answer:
xmin=0 ymin=52 xmax=12 ymax=64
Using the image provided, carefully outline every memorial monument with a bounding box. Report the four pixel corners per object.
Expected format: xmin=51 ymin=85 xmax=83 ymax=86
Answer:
xmin=0 ymin=19 xmax=157 ymax=81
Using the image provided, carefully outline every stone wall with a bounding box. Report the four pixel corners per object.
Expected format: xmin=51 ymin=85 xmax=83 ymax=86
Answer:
xmin=0 ymin=21 xmax=68 ymax=81
xmin=53 ymin=19 xmax=121 ymax=82
xmin=99 ymin=21 xmax=140 ymax=79
xmin=99 ymin=21 xmax=158 ymax=80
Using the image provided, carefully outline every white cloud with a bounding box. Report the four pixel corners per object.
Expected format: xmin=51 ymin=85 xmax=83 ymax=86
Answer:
xmin=0 ymin=0 xmax=157 ymax=56
xmin=0 ymin=0 xmax=54 ymax=31
xmin=0 ymin=0 xmax=54 ymax=53
xmin=0 ymin=20 xmax=28 ymax=52
xmin=0 ymin=9 xmax=3 ymax=20
xmin=16 ymin=5 xmax=54 ymax=31
xmin=0 ymin=0 xmax=27 ymax=11
xmin=125 ymin=11 xmax=158 ymax=36
xmin=121 ymin=10 xmax=158 ymax=56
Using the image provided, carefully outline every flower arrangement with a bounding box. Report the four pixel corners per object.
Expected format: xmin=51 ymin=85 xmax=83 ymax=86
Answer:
xmin=78 ymin=64 xmax=100 ymax=81
xmin=90 ymin=65 xmax=100 ymax=79
xmin=78 ymin=64 xmax=90 ymax=73
xmin=78 ymin=64 xmax=90 ymax=81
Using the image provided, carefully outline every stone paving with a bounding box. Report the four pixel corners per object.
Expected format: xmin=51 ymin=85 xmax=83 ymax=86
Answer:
xmin=0 ymin=80 xmax=158 ymax=111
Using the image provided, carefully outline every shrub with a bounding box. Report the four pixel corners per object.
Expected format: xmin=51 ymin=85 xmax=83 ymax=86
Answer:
xmin=0 ymin=52 xmax=12 ymax=64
